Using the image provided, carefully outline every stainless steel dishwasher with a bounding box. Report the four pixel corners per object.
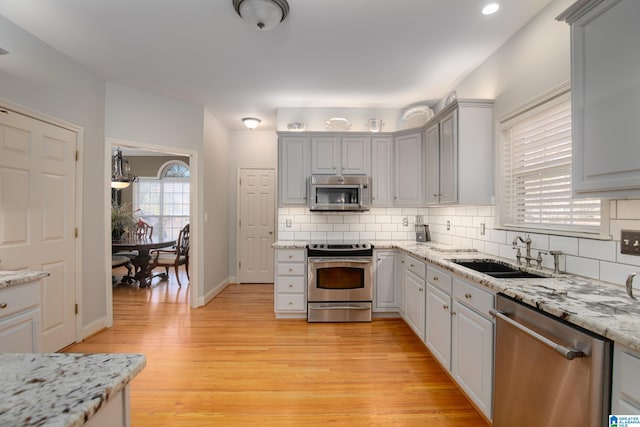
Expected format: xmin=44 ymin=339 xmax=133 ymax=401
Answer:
xmin=491 ymin=294 xmax=612 ymax=427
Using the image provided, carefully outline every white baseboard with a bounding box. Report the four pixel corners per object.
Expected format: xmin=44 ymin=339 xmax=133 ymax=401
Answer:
xmin=81 ymin=316 xmax=107 ymax=341
xmin=203 ymin=277 xmax=231 ymax=305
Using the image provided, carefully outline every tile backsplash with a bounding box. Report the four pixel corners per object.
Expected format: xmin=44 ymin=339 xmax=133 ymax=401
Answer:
xmin=277 ymin=199 xmax=640 ymax=288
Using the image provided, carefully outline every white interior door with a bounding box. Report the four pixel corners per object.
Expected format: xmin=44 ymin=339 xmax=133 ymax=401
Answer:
xmin=238 ymin=168 xmax=275 ymax=283
xmin=0 ymin=108 xmax=77 ymax=352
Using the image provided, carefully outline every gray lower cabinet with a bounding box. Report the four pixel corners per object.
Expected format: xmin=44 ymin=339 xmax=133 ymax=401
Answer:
xmin=402 ymin=255 xmax=426 ymax=340
xmin=373 ymin=249 xmax=399 ymax=312
xmin=612 ymin=343 xmax=640 ymax=414
xmin=274 ymin=248 xmax=306 ymax=318
xmin=0 ymin=281 xmax=41 ymax=352
xmin=451 ymin=276 xmax=494 ymax=420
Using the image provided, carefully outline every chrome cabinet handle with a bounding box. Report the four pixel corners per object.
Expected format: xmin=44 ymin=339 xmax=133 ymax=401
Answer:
xmin=490 ymin=309 xmax=585 ymax=360
xmin=465 ymin=293 xmax=472 ymax=299
xmin=433 ymin=276 xmax=439 ymax=281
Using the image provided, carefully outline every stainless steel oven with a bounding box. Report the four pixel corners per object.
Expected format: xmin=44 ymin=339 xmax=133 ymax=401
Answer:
xmin=307 ymin=243 xmax=373 ymax=322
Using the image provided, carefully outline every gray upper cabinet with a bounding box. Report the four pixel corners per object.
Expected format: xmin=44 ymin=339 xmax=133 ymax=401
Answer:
xmin=370 ymin=136 xmax=394 ymax=206
xmin=278 ymin=136 xmax=310 ymax=206
xmin=425 ymin=99 xmax=493 ymax=205
xmin=311 ymin=135 xmax=370 ymax=175
xmin=559 ymin=0 xmax=640 ymax=198
xmin=394 ymin=132 xmax=423 ymax=205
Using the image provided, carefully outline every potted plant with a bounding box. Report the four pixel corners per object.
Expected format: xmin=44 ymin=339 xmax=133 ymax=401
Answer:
xmin=111 ymin=202 xmax=137 ymax=241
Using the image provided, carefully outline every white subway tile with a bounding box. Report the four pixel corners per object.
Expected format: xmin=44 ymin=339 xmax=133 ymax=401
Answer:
xmin=472 ymin=240 xmax=485 ymax=252
xmin=288 ymin=207 xmax=307 ymax=215
xmin=490 ymin=229 xmax=507 ymax=244
xmin=310 ymin=215 xmax=327 ymax=224
xmin=376 ymin=215 xmax=392 ymax=224
xmin=300 ymin=224 xmax=317 ymax=232
xmin=616 ymin=249 xmax=640 ymax=267
xmin=610 ymin=219 xmax=640 ymax=240
xmin=333 ymin=224 xmax=350 ymax=232
xmin=478 ymin=206 xmax=493 ymax=217
xmin=386 ymin=208 xmax=403 ymax=215
xmin=360 ymin=232 xmax=377 ymax=241
xmin=528 ymin=233 xmax=549 ymax=251
xmin=549 ymin=235 xmax=579 ymax=256
xmin=376 ymin=232 xmax=393 ymax=240
xmin=343 ymin=232 xmax=360 ymax=241
xmin=579 ymin=238 xmax=616 ymax=261
xmin=366 ymin=223 xmax=382 ymax=232
xmin=599 ymin=261 xmax=638 ymax=287
xmin=327 ymin=232 xmax=344 ymax=241
xmin=350 ymin=224 xmax=366 ymax=232
xmin=294 ymin=231 xmax=311 ymax=241
xmin=617 ymin=200 xmax=640 ymax=220
xmin=310 ymin=231 xmax=327 ymax=241
xmin=359 ymin=215 xmax=376 ymax=224
xmin=484 ymin=242 xmax=500 ymax=257
xmin=343 ymin=215 xmax=360 ymax=224
xmin=369 ymin=208 xmax=387 ymax=215
xmin=609 ymin=200 xmax=617 ymax=219
xmin=466 ymin=206 xmax=478 ymax=216
xmin=278 ymin=231 xmax=294 ymax=240
xmin=499 ymin=244 xmax=517 ymax=260
xmin=565 ymin=256 xmax=599 ymax=280
xmin=294 ymin=215 xmax=311 ymax=224
xmin=392 ymin=231 xmax=411 ymax=240
xmin=460 ymin=216 xmax=473 ymax=227
xmin=381 ymin=224 xmax=398 ymax=232
xmin=325 ymin=215 xmax=343 ymax=224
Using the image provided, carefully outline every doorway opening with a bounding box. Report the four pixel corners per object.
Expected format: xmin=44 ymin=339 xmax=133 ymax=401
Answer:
xmin=106 ymin=138 xmax=199 ymax=328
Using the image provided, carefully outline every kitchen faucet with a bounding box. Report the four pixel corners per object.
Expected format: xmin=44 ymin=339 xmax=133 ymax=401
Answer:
xmin=512 ymin=234 xmax=545 ymax=268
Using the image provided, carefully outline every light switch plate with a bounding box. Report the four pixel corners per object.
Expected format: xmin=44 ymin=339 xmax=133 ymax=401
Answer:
xmin=621 ymin=229 xmax=640 ymax=255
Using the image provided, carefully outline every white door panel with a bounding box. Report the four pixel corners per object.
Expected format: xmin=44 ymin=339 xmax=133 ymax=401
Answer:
xmin=0 ymin=109 xmax=77 ymax=352
xmin=238 ymin=168 xmax=275 ymax=283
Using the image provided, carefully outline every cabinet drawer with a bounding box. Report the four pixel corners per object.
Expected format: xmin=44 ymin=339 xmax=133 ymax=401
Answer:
xmin=427 ymin=265 xmax=452 ymax=294
xmin=0 ymin=282 xmax=40 ymax=319
xmin=276 ymin=249 xmax=305 ymax=263
xmin=406 ymin=256 xmax=425 ymax=279
xmin=277 ymin=263 xmax=305 ymax=276
xmin=619 ymin=349 xmax=640 ymax=403
xmin=275 ymin=276 xmax=306 ymax=293
xmin=453 ymin=278 xmax=494 ymax=318
xmin=276 ymin=294 xmax=306 ymax=311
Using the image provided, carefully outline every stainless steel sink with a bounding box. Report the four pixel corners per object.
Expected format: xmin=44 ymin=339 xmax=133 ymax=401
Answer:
xmin=451 ymin=259 xmax=549 ymax=279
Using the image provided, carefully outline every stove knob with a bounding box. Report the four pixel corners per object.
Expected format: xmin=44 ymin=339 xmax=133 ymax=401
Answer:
xmin=320 ymin=244 xmax=325 ymax=248
xmin=355 ymin=244 xmax=360 ymax=248
xmin=312 ymin=244 xmax=317 ymax=248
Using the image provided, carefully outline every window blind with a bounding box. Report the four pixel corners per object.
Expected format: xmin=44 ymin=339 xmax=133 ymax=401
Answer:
xmin=501 ymin=94 xmax=600 ymax=231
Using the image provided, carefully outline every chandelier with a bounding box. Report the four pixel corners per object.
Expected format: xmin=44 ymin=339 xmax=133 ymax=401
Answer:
xmin=111 ymin=148 xmax=138 ymax=189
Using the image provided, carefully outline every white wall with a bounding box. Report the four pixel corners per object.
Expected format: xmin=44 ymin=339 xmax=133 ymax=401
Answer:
xmin=0 ymin=15 xmax=107 ymax=328
xmin=227 ymin=130 xmax=278 ymax=277
xmin=203 ymin=109 xmax=231 ymax=295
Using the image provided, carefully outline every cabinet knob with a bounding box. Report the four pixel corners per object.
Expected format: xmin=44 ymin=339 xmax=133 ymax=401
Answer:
xmin=288 ymin=255 xmax=293 ymax=259
xmin=433 ymin=276 xmax=439 ymax=281
xmin=451 ymin=311 xmax=457 ymax=316
xmin=419 ymin=287 xmax=424 ymax=292
xmin=288 ymin=301 xmax=293 ymax=305
xmin=433 ymin=194 xmax=438 ymax=197
xmin=288 ymin=284 xmax=293 ymax=288
xmin=0 ymin=302 xmax=7 ymax=309
xmin=465 ymin=293 xmax=472 ymax=299
xmin=410 ymin=264 xmax=415 ymax=268
xmin=288 ymin=268 xmax=293 ymax=272
xmin=443 ymin=304 xmax=449 ymax=310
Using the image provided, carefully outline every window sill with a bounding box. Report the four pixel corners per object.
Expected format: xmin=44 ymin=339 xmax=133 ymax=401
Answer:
xmin=497 ymin=225 xmax=612 ymax=241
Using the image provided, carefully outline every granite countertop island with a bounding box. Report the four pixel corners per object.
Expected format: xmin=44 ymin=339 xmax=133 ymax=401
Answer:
xmin=273 ymin=240 xmax=640 ymax=351
xmin=0 ymin=270 xmax=50 ymax=289
xmin=0 ymin=353 xmax=146 ymax=427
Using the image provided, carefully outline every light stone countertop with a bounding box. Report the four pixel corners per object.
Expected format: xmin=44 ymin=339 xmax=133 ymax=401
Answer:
xmin=273 ymin=240 xmax=640 ymax=351
xmin=0 ymin=270 xmax=50 ymax=290
xmin=0 ymin=353 xmax=146 ymax=427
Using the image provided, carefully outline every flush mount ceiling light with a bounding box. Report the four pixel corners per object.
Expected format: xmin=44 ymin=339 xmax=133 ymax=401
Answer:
xmin=242 ymin=117 xmax=261 ymax=129
xmin=482 ymin=3 xmax=500 ymax=15
xmin=111 ymin=148 xmax=139 ymax=189
xmin=233 ymin=0 xmax=289 ymax=30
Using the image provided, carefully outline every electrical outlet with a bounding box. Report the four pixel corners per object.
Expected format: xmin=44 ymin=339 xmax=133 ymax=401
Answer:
xmin=480 ymin=223 xmax=486 ymax=236
xmin=403 ymin=217 xmax=409 ymax=227
xmin=621 ymin=229 xmax=640 ymax=255
xmin=446 ymin=220 xmax=451 ymax=231
xmin=285 ymin=219 xmax=292 ymax=228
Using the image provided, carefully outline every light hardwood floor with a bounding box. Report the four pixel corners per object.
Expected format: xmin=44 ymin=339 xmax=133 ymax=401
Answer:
xmin=65 ymin=270 xmax=489 ymax=426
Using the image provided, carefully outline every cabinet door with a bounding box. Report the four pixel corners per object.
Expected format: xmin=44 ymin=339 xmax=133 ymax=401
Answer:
xmin=371 ymin=137 xmax=394 ymax=206
xmin=403 ymin=268 xmax=425 ymax=340
xmin=425 ymin=122 xmax=439 ymax=205
xmin=311 ymin=136 xmax=340 ymax=174
xmin=394 ymin=132 xmax=423 ymax=205
xmin=425 ymin=283 xmax=451 ymax=370
xmin=0 ymin=308 xmax=40 ymax=352
xmin=564 ymin=0 xmax=640 ymax=197
xmin=438 ymin=110 xmax=458 ymax=204
xmin=374 ymin=250 xmax=398 ymax=311
xmin=341 ymin=137 xmax=370 ymax=175
xmin=612 ymin=343 xmax=640 ymax=414
xmin=452 ymin=300 xmax=493 ymax=419
xmin=279 ymin=137 xmax=309 ymax=205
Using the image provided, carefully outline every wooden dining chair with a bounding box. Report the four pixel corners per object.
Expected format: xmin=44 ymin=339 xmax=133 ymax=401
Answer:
xmin=133 ymin=220 xmax=153 ymax=239
xmin=150 ymin=224 xmax=190 ymax=286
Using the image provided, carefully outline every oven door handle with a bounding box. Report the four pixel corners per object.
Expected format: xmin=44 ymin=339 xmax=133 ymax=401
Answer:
xmin=309 ymin=258 xmax=372 ymax=264
xmin=490 ymin=309 xmax=585 ymax=360
xmin=311 ymin=305 xmax=371 ymax=310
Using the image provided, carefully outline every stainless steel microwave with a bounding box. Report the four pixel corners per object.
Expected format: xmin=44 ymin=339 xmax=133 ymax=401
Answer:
xmin=307 ymin=175 xmax=371 ymax=211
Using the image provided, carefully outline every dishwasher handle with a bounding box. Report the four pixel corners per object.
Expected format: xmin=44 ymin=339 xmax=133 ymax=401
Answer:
xmin=490 ymin=309 xmax=585 ymax=360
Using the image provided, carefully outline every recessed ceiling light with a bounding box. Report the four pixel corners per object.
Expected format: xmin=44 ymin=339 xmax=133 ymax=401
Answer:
xmin=482 ymin=3 xmax=500 ymax=15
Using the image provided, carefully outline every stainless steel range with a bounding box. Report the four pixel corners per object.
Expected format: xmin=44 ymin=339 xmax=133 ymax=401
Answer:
xmin=307 ymin=242 xmax=373 ymax=322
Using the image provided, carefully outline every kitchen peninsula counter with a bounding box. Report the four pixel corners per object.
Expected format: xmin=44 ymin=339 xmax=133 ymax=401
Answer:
xmin=272 ymin=240 xmax=640 ymax=351
xmin=0 ymin=270 xmax=49 ymax=289
xmin=0 ymin=353 xmax=146 ymax=427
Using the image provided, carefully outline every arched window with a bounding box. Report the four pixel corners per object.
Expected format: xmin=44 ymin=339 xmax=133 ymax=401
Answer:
xmin=134 ymin=160 xmax=190 ymax=240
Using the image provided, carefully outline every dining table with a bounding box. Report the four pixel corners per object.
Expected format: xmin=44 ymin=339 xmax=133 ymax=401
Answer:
xmin=112 ymin=236 xmax=176 ymax=287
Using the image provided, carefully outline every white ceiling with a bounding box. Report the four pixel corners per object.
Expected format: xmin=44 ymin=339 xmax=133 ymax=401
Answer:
xmin=0 ymin=0 xmax=554 ymax=130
